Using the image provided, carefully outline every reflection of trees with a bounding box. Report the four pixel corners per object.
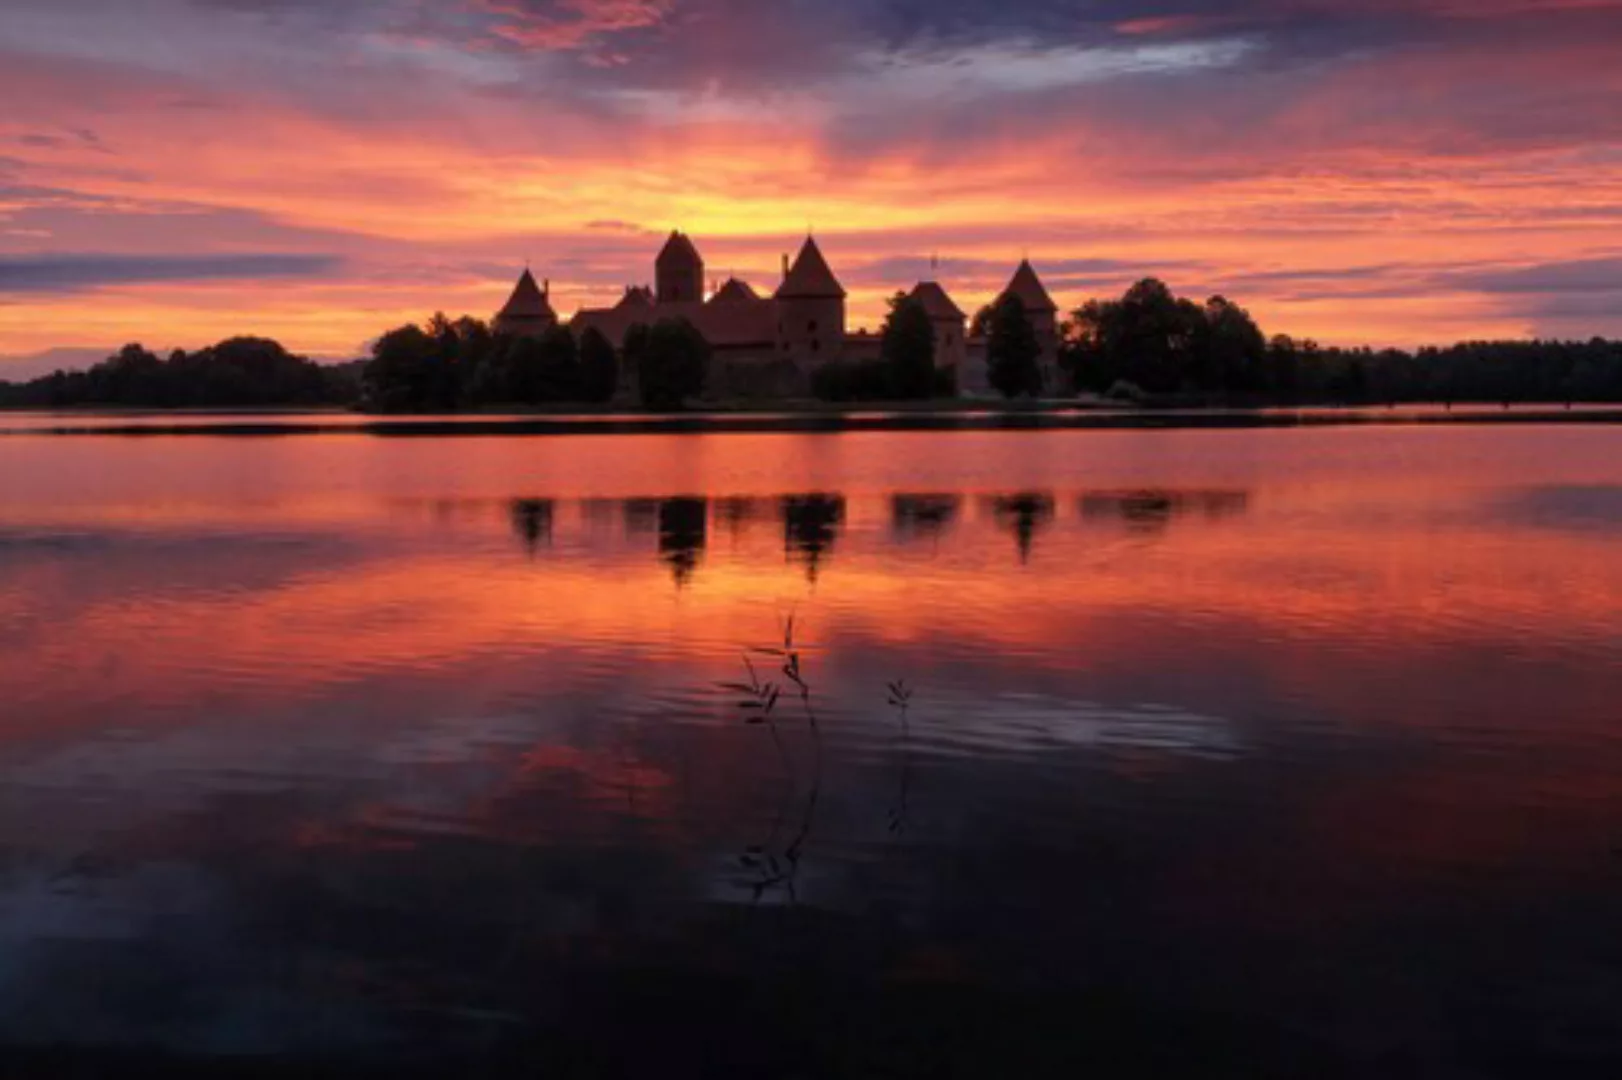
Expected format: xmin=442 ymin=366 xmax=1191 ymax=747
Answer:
xmin=509 ymin=499 xmax=554 ymax=557
xmin=781 ymin=495 xmax=845 ymax=582
xmin=1078 ymin=490 xmax=1251 ymax=534
xmin=658 ymin=498 xmax=707 ymax=587
xmin=891 ymin=494 xmax=961 ymax=546
xmin=987 ymin=492 xmax=1056 ymax=564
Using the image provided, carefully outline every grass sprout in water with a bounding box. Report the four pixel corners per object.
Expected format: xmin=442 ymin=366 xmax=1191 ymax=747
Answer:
xmin=887 ymin=679 xmax=914 ymax=837
xmin=720 ymin=617 xmax=915 ymax=903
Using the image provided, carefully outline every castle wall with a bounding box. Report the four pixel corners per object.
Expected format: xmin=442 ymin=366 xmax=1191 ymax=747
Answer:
xmin=493 ymin=314 xmax=557 ymax=340
xmin=775 ymin=296 xmax=846 ymax=370
xmin=960 ymin=338 xmax=992 ymax=397
xmin=931 ymin=315 xmax=969 ymax=391
xmin=709 ymin=353 xmax=808 ymax=400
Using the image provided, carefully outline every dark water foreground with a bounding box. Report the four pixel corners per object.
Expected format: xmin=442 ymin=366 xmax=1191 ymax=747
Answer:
xmin=0 ymin=427 xmax=1619 ymax=1077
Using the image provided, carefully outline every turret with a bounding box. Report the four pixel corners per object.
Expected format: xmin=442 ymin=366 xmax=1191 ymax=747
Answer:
xmin=493 ymin=268 xmax=558 ymax=339
xmin=998 ymin=259 xmax=1061 ymax=392
xmin=656 ymin=231 xmax=704 ymax=305
xmin=774 ymin=236 xmax=846 ymax=369
xmin=908 ymin=280 xmax=968 ymax=388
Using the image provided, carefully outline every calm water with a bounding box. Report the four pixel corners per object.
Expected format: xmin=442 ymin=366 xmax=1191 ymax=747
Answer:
xmin=1 ymin=425 xmax=1619 ymax=1076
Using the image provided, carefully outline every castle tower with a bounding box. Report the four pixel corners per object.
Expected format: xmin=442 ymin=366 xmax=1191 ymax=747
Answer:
xmin=493 ymin=268 xmax=558 ymax=338
xmin=908 ymin=280 xmax=968 ymax=387
xmin=774 ymin=236 xmax=846 ymax=370
xmin=656 ymin=231 xmax=704 ymax=305
xmin=999 ymin=259 xmax=1061 ymax=392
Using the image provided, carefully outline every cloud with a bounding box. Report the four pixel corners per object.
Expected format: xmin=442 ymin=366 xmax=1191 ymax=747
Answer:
xmin=471 ymin=0 xmax=675 ymax=50
xmin=1 ymin=0 xmax=1621 ymax=351
xmin=582 ymin=218 xmax=654 ymax=233
xmin=0 ymin=254 xmax=342 ymax=294
xmin=1452 ymin=256 xmax=1622 ymax=295
xmin=0 ymin=345 xmax=115 ymax=379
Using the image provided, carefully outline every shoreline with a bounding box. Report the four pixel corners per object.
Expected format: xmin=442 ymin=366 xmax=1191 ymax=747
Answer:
xmin=3 ymin=403 xmax=1622 ymax=437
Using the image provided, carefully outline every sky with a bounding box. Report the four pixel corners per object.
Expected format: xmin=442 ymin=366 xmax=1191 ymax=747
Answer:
xmin=2 ymin=0 xmax=1621 ymax=374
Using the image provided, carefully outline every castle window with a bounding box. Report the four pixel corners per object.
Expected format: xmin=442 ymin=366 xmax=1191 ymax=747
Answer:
xmin=808 ymin=320 xmax=818 ymax=334
xmin=812 ymin=339 xmax=821 ymax=353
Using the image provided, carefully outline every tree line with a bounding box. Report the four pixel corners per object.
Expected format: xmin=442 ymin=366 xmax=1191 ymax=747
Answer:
xmin=1062 ymin=278 xmax=1622 ymax=405
xmin=361 ymin=313 xmax=710 ymax=412
xmin=0 ymin=338 xmax=357 ymax=409
xmin=6 ymin=282 xmax=1621 ymax=410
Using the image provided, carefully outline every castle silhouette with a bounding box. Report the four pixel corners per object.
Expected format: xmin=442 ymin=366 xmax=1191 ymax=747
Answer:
xmin=494 ymin=233 xmax=1061 ymax=397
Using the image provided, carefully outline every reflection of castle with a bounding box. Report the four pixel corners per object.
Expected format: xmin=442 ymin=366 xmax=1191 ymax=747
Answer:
xmin=494 ymin=233 xmax=1061 ymax=398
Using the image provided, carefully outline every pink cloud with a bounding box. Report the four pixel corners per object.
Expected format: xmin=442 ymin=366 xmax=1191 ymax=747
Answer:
xmin=471 ymin=0 xmax=674 ymax=50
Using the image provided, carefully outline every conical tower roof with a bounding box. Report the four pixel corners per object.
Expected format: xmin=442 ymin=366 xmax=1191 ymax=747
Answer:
xmin=1003 ymin=259 xmax=1057 ymax=313
xmin=498 ymin=269 xmax=556 ymax=321
xmin=776 ymin=237 xmax=846 ymax=300
xmin=909 ymin=281 xmax=965 ymax=321
xmin=709 ymin=277 xmax=760 ymax=305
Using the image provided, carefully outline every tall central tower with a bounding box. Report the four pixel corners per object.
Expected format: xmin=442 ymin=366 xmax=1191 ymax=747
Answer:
xmin=775 ymin=236 xmax=846 ymax=371
xmin=656 ymin=231 xmax=704 ymax=305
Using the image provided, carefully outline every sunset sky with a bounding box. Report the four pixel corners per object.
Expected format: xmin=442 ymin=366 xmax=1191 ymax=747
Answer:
xmin=2 ymin=0 xmax=1621 ymax=374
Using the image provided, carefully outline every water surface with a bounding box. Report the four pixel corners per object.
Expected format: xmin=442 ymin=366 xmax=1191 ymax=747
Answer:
xmin=1 ymin=426 xmax=1619 ymax=1075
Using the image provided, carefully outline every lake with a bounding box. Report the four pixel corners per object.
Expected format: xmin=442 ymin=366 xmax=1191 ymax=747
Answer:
xmin=1 ymin=423 xmax=1619 ymax=1076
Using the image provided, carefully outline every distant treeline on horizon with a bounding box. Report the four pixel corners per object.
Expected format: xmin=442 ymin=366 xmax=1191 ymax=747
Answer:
xmin=5 ymin=278 xmax=1622 ymax=410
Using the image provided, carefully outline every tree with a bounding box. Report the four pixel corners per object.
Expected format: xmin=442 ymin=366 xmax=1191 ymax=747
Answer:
xmin=448 ymin=317 xmax=496 ymax=404
xmin=578 ymin=326 xmax=618 ymax=404
xmin=881 ymin=293 xmax=936 ymax=399
xmin=98 ymin=344 xmax=171 ymax=404
xmin=531 ymin=325 xmax=581 ymax=402
xmin=364 ymin=324 xmax=439 ymax=412
xmin=1114 ymin=279 xmax=1204 ymax=394
xmin=1264 ymin=334 xmax=1301 ymax=398
xmin=421 ymin=313 xmax=464 ymax=408
xmin=472 ymin=326 xmax=580 ymax=405
xmin=179 ymin=337 xmax=329 ymax=406
xmin=1062 ymin=299 xmax=1121 ymax=394
xmin=970 ymin=304 xmax=995 ymax=339
xmin=636 ymin=318 xmax=710 ymax=409
xmin=986 ymin=293 xmax=1043 ymax=398
xmin=1199 ymin=296 xmax=1266 ymax=393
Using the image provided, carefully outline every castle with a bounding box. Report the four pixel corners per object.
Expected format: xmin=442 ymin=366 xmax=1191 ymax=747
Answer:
xmin=493 ymin=233 xmax=1061 ymax=398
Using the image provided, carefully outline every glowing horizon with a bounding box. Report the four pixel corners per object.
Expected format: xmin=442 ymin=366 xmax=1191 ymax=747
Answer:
xmin=3 ymin=0 xmax=1622 ymax=373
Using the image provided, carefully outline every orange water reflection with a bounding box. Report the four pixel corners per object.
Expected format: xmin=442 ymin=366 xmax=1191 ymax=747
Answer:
xmin=0 ymin=426 xmax=1619 ymax=1066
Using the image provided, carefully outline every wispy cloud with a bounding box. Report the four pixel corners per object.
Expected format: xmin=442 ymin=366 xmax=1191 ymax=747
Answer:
xmin=0 ymin=0 xmax=1620 ymax=351
xmin=0 ymin=254 xmax=342 ymax=294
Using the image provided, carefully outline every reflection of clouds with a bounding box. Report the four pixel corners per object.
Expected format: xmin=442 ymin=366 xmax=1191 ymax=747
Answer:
xmin=1493 ymin=484 xmax=1622 ymax=535
xmin=4 ymin=440 xmax=1622 ymax=1064
xmin=924 ymin=694 xmax=1242 ymax=761
xmin=0 ymin=526 xmax=367 ymax=597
